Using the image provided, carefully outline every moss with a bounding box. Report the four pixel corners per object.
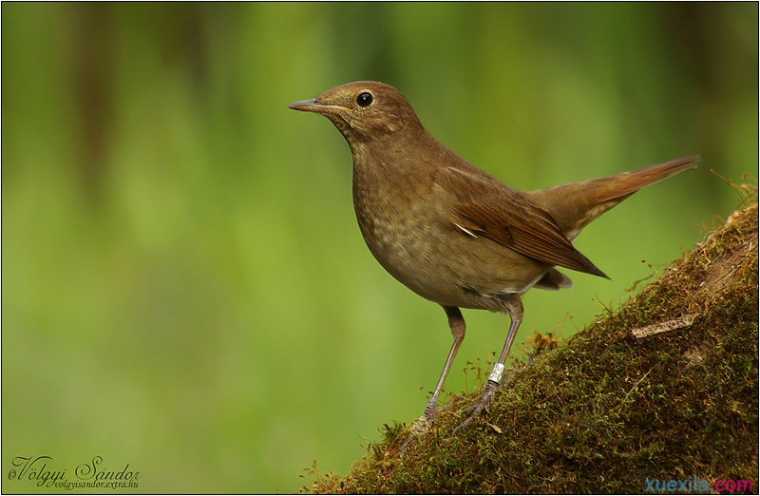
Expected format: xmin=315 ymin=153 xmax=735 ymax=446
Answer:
xmin=308 ymin=203 xmax=758 ymax=494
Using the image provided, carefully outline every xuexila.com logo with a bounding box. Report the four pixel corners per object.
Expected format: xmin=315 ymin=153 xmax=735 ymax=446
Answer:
xmin=643 ymin=476 xmax=754 ymax=493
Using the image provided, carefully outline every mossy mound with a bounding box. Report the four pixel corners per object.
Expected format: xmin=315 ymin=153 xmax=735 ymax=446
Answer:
xmin=310 ymin=202 xmax=758 ymax=494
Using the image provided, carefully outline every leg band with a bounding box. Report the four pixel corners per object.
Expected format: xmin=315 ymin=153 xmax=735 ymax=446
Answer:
xmin=488 ymin=362 xmax=505 ymax=384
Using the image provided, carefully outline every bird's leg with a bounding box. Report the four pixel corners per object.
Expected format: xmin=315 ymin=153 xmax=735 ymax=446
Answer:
xmin=455 ymin=296 xmax=523 ymax=433
xmin=402 ymin=306 xmax=465 ymax=451
xmin=425 ymin=306 xmax=466 ymax=420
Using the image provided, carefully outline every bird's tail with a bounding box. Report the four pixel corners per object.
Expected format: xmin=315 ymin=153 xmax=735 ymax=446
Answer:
xmin=526 ymin=155 xmax=699 ymax=240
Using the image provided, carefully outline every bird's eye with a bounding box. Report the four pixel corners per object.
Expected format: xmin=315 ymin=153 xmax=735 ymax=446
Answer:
xmin=356 ymin=92 xmax=373 ymax=107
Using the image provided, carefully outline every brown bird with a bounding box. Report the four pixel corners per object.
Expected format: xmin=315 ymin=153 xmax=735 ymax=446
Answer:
xmin=289 ymin=81 xmax=697 ymax=434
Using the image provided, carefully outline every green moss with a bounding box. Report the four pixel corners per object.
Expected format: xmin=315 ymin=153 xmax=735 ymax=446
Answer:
xmin=308 ymin=202 xmax=759 ymax=494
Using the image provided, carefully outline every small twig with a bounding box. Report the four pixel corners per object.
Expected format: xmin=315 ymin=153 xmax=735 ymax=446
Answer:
xmin=613 ymin=367 xmax=655 ymax=414
xmin=708 ymin=169 xmax=757 ymax=199
xmin=625 ymin=272 xmax=655 ymax=293
xmin=631 ymin=314 xmax=698 ymax=339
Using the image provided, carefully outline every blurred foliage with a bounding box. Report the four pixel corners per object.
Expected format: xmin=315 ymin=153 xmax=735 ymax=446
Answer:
xmin=2 ymin=3 xmax=756 ymax=492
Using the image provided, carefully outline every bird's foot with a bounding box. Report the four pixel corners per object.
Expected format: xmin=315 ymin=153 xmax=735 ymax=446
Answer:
xmin=410 ymin=412 xmax=434 ymax=435
xmin=399 ymin=405 xmax=437 ymax=455
xmin=454 ymin=380 xmax=499 ymax=433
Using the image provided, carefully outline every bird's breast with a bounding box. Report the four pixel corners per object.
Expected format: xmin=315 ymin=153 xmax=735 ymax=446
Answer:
xmin=351 ymin=162 xmax=440 ymax=296
xmin=350 ymin=159 xmax=548 ymax=309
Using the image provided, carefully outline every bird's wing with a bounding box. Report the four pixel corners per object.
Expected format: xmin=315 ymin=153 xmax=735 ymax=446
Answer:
xmin=434 ymin=166 xmax=608 ymax=278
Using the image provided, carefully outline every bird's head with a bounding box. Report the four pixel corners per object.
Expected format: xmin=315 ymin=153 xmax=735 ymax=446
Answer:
xmin=289 ymin=81 xmax=423 ymax=144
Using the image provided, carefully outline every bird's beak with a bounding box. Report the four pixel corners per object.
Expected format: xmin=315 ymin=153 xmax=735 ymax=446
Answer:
xmin=288 ymin=98 xmax=341 ymax=115
xmin=288 ymin=98 xmax=320 ymax=112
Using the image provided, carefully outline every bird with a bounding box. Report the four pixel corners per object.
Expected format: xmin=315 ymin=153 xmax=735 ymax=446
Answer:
xmin=289 ymin=80 xmax=697 ymax=435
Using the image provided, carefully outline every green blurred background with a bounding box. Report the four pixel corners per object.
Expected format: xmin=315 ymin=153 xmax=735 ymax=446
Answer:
xmin=2 ymin=3 xmax=757 ymax=492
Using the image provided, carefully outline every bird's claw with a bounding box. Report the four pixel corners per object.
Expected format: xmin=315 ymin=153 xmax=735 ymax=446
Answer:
xmin=454 ymin=380 xmax=499 ymax=433
xmin=411 ymin=412 xmax=434 ymax=435
xmin=399 ymin=407 xmax=437 ymax=455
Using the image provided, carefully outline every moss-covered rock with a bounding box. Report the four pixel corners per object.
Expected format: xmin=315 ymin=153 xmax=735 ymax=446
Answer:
xmin=309 ymin=202 xmax=758 ymax=494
